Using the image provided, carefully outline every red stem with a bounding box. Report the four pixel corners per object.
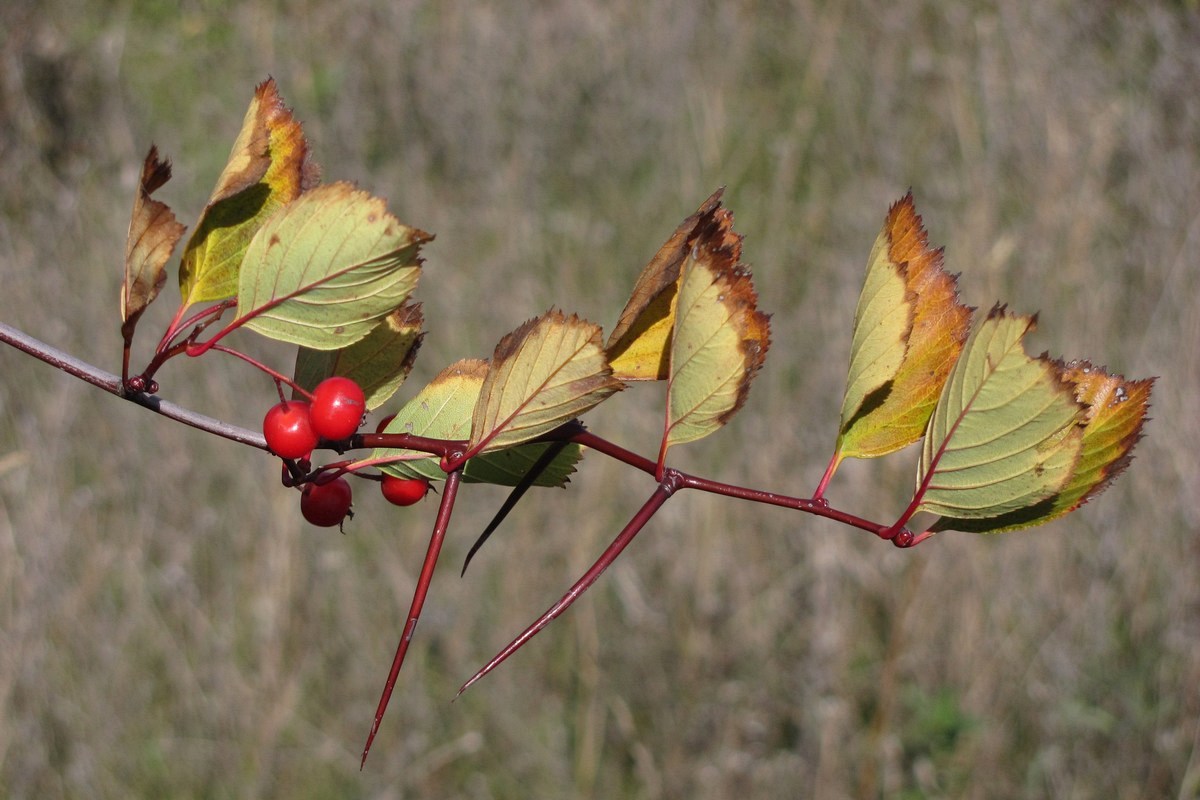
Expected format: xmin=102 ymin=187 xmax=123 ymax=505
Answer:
xmin=203 ymin=344 xmax=310 ymax=398
xmin=811 ymin=450 xmax=841 ymax=502
xmin=158 ymin=299 xmax=235 ymax=356
xmin=561 ymin=426 xmax=888 ymax=537
xmin=456 ymin=473 xmax=679 ymax=697
xmin=360 ymin=468 xmax=464 ymax=769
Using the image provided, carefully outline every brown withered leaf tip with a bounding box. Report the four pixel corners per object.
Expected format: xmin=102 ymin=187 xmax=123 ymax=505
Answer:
xmin=688 ymin=210 xmax=771 ymax=426
xmin=607 ymin=187 xmax=726 ymax=350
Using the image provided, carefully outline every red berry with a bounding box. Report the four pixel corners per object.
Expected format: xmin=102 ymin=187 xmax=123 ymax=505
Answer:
xmin=380 ymin=475 xmax=429 ymax=506
xmin=301 ymin=477 xmax=353 ymax=527
xmin=310 ymin=377 xmax=366 ymax=441
xmin=263 ymin=400 xmax=319 ymax=459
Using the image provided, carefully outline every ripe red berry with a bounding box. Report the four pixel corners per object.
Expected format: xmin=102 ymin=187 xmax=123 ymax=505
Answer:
xmin=309 ymin=377 xmax=366 ymax=441
xmin=301 ymin=477 xmax=353 ymax=527
xmin=380 ymin=475 xmax=430 ymax=506
xmin=263 ymin=400 xmax=319 ymax=459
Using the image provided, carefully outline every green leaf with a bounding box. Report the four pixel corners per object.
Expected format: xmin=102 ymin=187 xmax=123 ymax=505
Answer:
xmin=373 ymin=358 xmax=583 ymax=486
xmin=838 ymin=206 xmax=915 ymax=445
xmin=179 ymin=78 xmax=316 ymax=308
xmin=661 ymin=211 xmax=770 ymax=454
xmin=373 ymin=358 xmax=483 ymax=479
xmin=235 ymin=182 xmax=429 ymax=350
xmin=914 ymin=307 xmax=1084 ymax=521
xmin=468 ymin=310 xmax=622 ymax=454
xmin=928 ymin=361 xmax=1154 ymax=534
xmin=462 ymin=442 xmax=583 ymax=487
xmin=293 ymin=302 xmax=424 ymax=410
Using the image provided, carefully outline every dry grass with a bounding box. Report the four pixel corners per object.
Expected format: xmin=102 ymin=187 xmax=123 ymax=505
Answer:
xmin=1 ymin=1 xmax=1198 ymax=797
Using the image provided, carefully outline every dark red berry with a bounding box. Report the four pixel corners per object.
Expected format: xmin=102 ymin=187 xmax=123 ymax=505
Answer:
xmin=892 ymin=529 xmax=915 ymax=548
xmin=310 ymin=377 xmax=366 ymax=441
xmin=301 ymin=477 xmax=353 ymax=527
xmin=380 ymin=475 xmax=429 ymax=506
xmin=263 ymin=400 xmax=319 ymax=459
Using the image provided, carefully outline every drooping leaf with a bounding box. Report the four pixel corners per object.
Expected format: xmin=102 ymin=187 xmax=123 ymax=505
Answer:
xmin=121 ymin=146 xmax=186 ymax=342
xmin=468 ymin=310 xmax=623 ymax=454
xmin=914 ymin=307 xmax=1084 ymax=523
xmin=373 ymin=358 xmax=582 ymax=486
xmin=661 ymin=211 xmax=771 ymax=455
xmin=293 ymin=302 xmax=424 ymax=410
xmin=835 ymin=192 xmax=973 ymax=460
xmin=606 ymin=188 xmax=726 ymax=380
xmin=235 ymin=182 xmax=429 ymax=350
xmin=928 ymin=361 xmax=1154 ymax=533
xmin=179 ymin=78 xmax=317 ymax=308
xmin=463 ymin=442 xmax=583 ymax=487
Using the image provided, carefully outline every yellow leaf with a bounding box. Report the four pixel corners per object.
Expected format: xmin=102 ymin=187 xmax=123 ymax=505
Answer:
xmin=179 ymin=78 xmax=317 ymax=308
xmin=121 ymin=146 xmax=186 ymax=342
xmin=1051 ymin=363 xmax=1154 ymax=513
xmin=662 ymin=214 xmax=771 ymax=453
xmin=837 ymin=193 xmax=973 ymax=460
xmin=470 ymin=310 xmax=623 ymax=454
xmin=607 ymin=189 xmax=726 ymax=380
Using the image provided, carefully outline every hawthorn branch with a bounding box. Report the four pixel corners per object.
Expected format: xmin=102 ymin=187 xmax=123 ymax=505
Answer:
xmin=0 ymin=321 xmax=268 ymax=449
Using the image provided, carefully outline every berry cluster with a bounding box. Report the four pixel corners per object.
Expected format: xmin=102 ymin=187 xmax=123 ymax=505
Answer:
xmin=261 ymin=376 xmax=429 ymax=527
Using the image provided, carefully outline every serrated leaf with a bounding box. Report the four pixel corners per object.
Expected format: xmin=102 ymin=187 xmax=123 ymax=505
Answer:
xmin=836 ymin=192 xmax=973 ymax=460
xmin=373 ymin=358 xmax=582 ymax=486
xmin=662 ymin=214 xmax=771 ymax=453
xmin=293 ymin=302 xmax=424 ymax=410
xmin=928 ymin=362 xmax=1154 ymax=534
xmin=468 ymin=310 xmax=623 ymax=454
xmin=121 ymin=146 xmax=186 ymax=342
xmin=235 ymin=182 xmax=428 ymax=349
xmin=914 ymin=307 xmax=1084 ymax=522
xmin=606 ymin=188 xmax=726 ymax=380
xmin=462 ymin=442 xmax=584 ymax=487
xmin=179 ymin=78 xmax=317 ymax=308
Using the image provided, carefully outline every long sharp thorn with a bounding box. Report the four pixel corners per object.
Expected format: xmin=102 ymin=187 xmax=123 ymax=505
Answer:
xmin=461 ymin=440 xmax=570 ymax=577
xmin=360 ymin=469 xmax=463 ymax=769
xmin=456 ymin=482 xmax=675 ymax=697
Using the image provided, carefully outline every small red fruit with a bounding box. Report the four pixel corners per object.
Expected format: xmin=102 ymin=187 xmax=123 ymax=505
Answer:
xmin=310 ymin=377 xmax=366 ymax=441
xmin=301 ymin=477 xmax=353 ymax=527
xmin=263 ymin=400 xmax=319 ymax=459
xmin=380 ymin=475 xmax=430 ymax=506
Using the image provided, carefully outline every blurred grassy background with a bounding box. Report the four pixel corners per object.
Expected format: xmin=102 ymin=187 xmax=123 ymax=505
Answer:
xmin=1 ymin=1 xmax=1197 ymax=797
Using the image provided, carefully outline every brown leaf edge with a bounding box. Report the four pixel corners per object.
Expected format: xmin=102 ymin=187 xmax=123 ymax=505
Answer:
xmin=928 ymin=359 xmax=1155 ymax=534
xmin=663 ymin=208 xmax=771 ymax=453
xmin=606 ymin=188 xmax=727 ymax=379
